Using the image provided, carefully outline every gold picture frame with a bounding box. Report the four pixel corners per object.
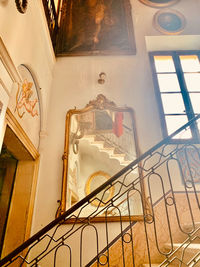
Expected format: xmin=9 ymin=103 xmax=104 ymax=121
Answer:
xmin=85 ymin=171 xmax=114 ymax=207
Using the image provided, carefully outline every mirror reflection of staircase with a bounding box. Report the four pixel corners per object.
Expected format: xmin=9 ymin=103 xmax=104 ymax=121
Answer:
xmin=83 ymin=133 xmax=135 ymax=166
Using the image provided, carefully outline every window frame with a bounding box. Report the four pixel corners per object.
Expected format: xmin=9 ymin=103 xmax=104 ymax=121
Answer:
xmin=149 ymin=50 xmax=200 ymax=143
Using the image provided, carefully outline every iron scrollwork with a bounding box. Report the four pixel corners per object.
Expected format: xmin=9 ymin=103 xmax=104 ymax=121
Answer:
xmin=15 ymin=0 xmax=28 ymax=14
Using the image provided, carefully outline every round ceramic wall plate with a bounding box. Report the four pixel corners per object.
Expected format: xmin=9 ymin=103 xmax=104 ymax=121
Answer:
xmin=139 ymin=0 xmax=180 ymax=8
xmin=153 ymin=9 xmax=186 ymax=35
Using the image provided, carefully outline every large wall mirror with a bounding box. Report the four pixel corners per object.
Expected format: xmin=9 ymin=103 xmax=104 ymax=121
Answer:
xmin=57 ymin=95 xmax=143 ymax=222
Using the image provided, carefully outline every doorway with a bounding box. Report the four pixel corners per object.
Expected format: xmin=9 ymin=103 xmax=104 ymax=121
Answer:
xmin=0 ymin=146 xmax=18 ymax=255
xmin=0 ymin=110 xmax=39 ymax=259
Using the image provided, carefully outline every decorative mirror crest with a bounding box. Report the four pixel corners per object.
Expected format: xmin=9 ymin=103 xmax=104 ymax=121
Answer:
xmin=86 ymin=94 xmax=116 ymax=110
xmin=57 ymin=94 xmax=142 ymax=222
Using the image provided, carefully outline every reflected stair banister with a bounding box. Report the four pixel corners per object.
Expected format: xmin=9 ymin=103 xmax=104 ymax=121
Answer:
xmin=97 ymin=124 xmax=136 ymax=160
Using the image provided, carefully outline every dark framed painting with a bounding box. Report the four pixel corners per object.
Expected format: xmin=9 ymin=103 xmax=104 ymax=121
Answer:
xmin=56 ymin=0 xmax=136 ymax=56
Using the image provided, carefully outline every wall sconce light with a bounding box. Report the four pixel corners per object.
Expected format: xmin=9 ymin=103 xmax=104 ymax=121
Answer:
xmin=98 ymin=72 xmax=106 ymax=84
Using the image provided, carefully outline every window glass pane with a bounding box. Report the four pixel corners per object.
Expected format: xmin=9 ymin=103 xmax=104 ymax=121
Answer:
xmin=157 ymin=74 xmax=180 ymax=92
xmin=197 ymin=122 xmax=200 ymax=136
xmin=161 ymin=93 xmax=185 ymax=114
xmin=189 ymin=93 xmax=200 ymax=113
xmin=184 ymin=73 xmax=200 ymax=92
xmin=179 ymin=55 xmax=200 ymax=72
xmin=154 ymin=56 xmax=175 ymax=73
xmin=165 ymin=115 xmax=191 ymax=138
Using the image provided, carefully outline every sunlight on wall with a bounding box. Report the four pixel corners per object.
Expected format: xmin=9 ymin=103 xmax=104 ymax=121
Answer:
xmin=145 ymin=35 xmax=200 ymax=51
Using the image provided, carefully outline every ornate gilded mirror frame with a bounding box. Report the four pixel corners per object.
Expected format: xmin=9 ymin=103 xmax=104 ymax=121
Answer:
xmin=56 ymin=94 xmax=143 ymax=222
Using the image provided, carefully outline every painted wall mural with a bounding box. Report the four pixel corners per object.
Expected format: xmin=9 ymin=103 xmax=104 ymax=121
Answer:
xmin=8 ymin=65 xmax=41 ymax=149
xmin=16 ymin=79 xmax=38 ymax=118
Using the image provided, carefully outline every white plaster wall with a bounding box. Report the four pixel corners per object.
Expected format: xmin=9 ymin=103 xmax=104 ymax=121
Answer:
xmin=31 ymin=0 xmax=200 ymax=231
xmin=0 ymin=0 xmax=56 ymax=253
xmin=0 ymin=0 xmax=55 ymax=133
xmin=14 ymin=0 xmax=200 ymax=265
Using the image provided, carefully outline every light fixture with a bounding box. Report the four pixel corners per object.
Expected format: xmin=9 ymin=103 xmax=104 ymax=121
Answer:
xmin=98 ymin=72 xmax=106 ymax=84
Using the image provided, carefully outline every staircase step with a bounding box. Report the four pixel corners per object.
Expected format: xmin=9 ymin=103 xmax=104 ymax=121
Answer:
xmin=183 ymin=222 xmax=200 ymax=232
xmin=142 ymin=265 xmax=179 ymax=267
xmin=165 ymin=243 xmax=200 ymax=250
xmin=142 ymin=257 xmax=200 ymax=267
xmin=99 ymin=146 xmax=115 ymax=151
xmin=83 ymin=134 xmax=95 ymax=139
xmin=142 ymin=264 xmax=161 ymax=267
xmin=90 ymin=140 xmax=105 ymax=146
xmin=94 ymin=135 xmax=105 ymax=141
xmin=110 ymin=153 xmax=126 ymax=160
xmin=164 ymin=243 xmax=200 ymax=264
xmin=119 ymin=160 xmax=132 ymax=166
xmin=142 ymin=263 xmax=179 ymax=267
xmin=188 ymin=253 xmax=200 ymax=266
xmin=99 ymin=147 xmax=115 ymax=156
xmin=103 ymin=142 xmax=114 ymax=148
xmin=110 ymin=152 xmax=126 ymax=157
xmin=83 ymin=134 xmax=130 ymax=166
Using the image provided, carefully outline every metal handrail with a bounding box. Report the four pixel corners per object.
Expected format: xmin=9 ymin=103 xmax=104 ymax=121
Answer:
xmin=0 ymin=114 xmax=200 ymax=266
xmin=42 ymin=0 xmax=59 ymax=46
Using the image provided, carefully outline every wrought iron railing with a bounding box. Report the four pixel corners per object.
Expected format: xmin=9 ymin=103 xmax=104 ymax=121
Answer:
xmin=42 ymin=0 xmax=59 ymax=47
xmin=1 ymin=115 xmax=200 ymax=266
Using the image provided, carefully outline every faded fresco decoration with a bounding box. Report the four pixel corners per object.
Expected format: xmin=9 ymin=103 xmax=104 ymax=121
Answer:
xmin=8 ymin=65 xmax=41 ymax=149
xmin=16 ymin=79 xmax=38 ymax=118
xmin=56 ymin=0 xmax=136 ymax=55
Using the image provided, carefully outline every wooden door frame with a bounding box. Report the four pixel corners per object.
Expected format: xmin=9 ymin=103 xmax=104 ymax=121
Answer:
xmin=1 ymin=108 xmax=40 ymax=258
